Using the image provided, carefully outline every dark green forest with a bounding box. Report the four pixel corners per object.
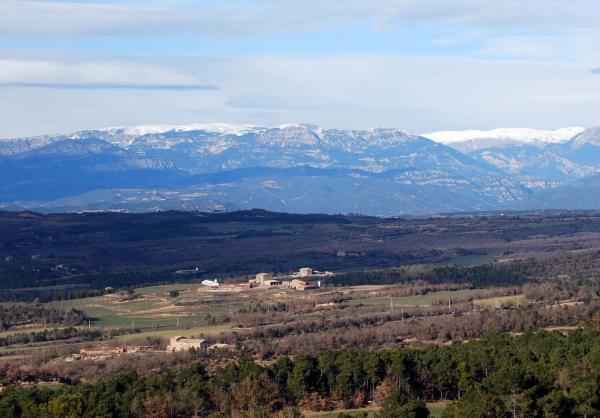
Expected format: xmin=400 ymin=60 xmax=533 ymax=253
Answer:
xmin=5 ymin=210 xmax=600 ymax=301
xmin=330 ymin=262 xmax=532 ymax=287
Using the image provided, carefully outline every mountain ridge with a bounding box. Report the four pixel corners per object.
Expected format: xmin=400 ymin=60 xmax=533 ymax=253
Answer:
xmin=1 ymin=123 xmax=599 ymax=215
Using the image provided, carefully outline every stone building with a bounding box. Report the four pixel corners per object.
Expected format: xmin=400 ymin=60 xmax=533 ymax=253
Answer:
xmin=166 ymin=336 xmax=207 ymax=352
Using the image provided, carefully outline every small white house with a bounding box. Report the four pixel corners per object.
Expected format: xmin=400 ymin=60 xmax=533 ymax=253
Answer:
xmin=201 ymin=279 xmax=219 ymax=288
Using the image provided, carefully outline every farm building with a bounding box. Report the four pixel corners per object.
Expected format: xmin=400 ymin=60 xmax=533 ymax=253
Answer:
xmin=290 ymin=279 xmax=319 ymax=290
xmin=128 ymin=345 xmax=160 ymax=353
xmin=167 ymin=336 xmax=207 ymax=352
xmin=80 ymin=346 xmax=126 ymax=357
xmin=201 ymin=279 xmax=219 ymax=288
xmin=299 ymin=267 xmax=313 ymax=277
xmin=294 ymin=267 xmax=334 ymax=278
xmin=254 ymin=272 xmax=273 ymax=284
xmin=209 ymin=285 xmax=243 ymax=293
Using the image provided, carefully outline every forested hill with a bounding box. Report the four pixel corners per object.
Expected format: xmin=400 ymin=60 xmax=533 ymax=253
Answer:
xmin=2 ymin=322 xmax=600 ymax=417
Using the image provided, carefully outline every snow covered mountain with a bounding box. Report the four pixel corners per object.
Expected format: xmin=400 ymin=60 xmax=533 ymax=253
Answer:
xmin=422 ymin=127 xmax=600 ymax=191
xmin=422 ymin=127 xmax=584 ymax=153
xmin=0 ymin=123 xmax=531 ymax=215
xmin=4 ymin=123 xmax=600 ymax=214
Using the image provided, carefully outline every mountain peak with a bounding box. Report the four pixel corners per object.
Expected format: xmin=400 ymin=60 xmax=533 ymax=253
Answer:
xmin=569 ymin=127 xmax=600 ymax=149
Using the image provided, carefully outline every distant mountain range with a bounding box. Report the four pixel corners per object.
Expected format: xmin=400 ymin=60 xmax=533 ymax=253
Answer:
xmin=423 ymin=127 xmax=584 ymax=152
xmin=1 ymin=123 xmax=599 ymax=215
xmin=425 ymin=127 xmax=600 ymax=191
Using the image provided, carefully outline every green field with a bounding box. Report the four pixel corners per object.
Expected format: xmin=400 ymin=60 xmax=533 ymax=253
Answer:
xmin=43 ymin=284 xmax=521 ymax=342
xmin=31 ymin=282 xmax=530 ymax=360
xmin=114 ymin=324 xmax=232 ymax=341
xmin=427 ymin=402 xmax=448 ymax=417
xmin=347 ymin=289 xmax=486 ymax=307
xmin=134 ymin=282 xmax=201 ymax=296
xmin=42 ymin=284 xmax=244 ymax=343
xmin=474 ymin=294 xmax=525 ymax=307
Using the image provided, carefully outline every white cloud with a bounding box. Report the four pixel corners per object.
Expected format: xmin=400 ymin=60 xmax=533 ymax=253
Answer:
xmin=210 ymin=54 xmax=600 ymax=129
xmin=479 ymin=32 xmax=600 ymax=61
xmin=0 ymin=1 xmax=350 ymax=38
xmin=2 ymin=2 xmax=600 ymax=137
xmin=2 ymin=54 xmax=600 ymax=138
xmin=3 ymin=0 xmax=600 ymax=38
xmin=0 ymin=58 xmax=215 ymax=88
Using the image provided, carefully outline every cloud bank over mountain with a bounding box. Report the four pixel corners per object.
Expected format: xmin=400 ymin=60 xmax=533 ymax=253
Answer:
xmin=1 ymin=1 xmax=600 ymax=138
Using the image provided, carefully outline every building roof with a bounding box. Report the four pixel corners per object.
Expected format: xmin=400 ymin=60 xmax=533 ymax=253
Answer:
xmin=170 ymin=336 xmax=206 ymax=344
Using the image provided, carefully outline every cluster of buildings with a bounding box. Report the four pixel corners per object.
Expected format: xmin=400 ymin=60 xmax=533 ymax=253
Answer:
xmin=250 ymin=267 xmax=332 ymax=290
xmin=165 ymin=336 xmax=235 ymax=352
xmin=73 ymin=344 xmax=159 ymax=361
xmin=199 ymin=267 xmax=333 ymax=293
xmin=73 ymin=337 xmax=234 ymax=361
xmin=166 ymin=336 xmax=207 ymax=352
xmin=290 ymin=278 xmax=320 ymax=291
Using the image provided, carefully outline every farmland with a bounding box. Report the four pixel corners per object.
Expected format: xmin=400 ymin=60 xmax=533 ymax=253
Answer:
xmin=346 ymin=288 xmax=486 ymax=307
xmin=2 ymin=210 xmax=600 ymax=417
xmin=35 ymin=284 xmax=503 ymax=346
xmin=0 ymin=274 xmax=586 ymax=364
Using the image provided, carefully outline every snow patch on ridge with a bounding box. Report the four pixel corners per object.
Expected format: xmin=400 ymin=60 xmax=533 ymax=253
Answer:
xmin=422 ymin=127 xmax=584 ymax=145
xmin=103 ymin=123 xmax=259 ymax=137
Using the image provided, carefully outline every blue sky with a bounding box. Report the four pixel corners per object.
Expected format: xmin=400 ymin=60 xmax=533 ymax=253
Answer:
xmin=1 ymin=0 xmax=600 ymax=137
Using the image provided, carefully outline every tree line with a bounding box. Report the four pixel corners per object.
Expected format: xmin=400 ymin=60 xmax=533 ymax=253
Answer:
xmin=0 ymin=305 xmax=87 ymax=331
xmin=2 ymin=321 xmax=600 ymax=417
xmin=329 ymin=261 xmax=538 ymax=288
